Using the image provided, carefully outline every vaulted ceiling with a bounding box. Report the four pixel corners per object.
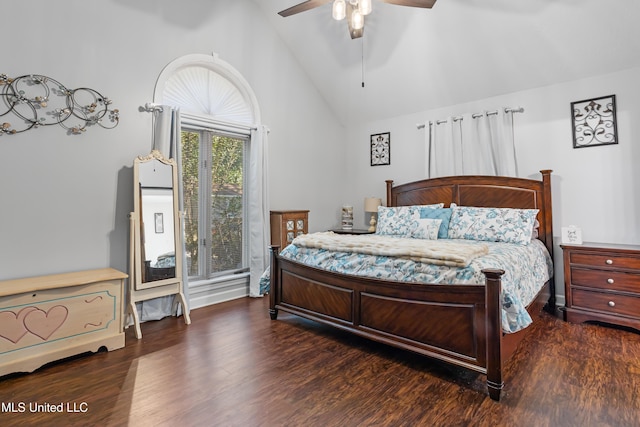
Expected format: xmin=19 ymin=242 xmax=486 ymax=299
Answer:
xmin=253 ymin=0 xmax=640 ymax=124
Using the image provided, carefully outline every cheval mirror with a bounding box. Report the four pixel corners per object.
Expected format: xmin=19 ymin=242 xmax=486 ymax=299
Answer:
xmin=128 ymin=150 xmax=190 ymax=339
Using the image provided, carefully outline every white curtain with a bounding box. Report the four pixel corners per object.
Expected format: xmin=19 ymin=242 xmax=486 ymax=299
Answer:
xmin=138 ymin=106 xmax=190 ymax=321
xmin=425 ymin=108 xmax=519 ymax=178
xmin=249 ymin=125 xmax=270 ymax=297
xmin=426 ymin=116 xmax=463 ymax=178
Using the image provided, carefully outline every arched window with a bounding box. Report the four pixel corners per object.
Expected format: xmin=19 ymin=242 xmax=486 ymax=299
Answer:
xmin=154 ymin=54 xmax=268 ymax=300
xmin=155 ymin=53 xmax=259 ymax=126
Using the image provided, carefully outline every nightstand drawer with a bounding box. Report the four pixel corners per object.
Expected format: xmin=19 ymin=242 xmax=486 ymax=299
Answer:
xmin=570 ymin=252 xmax=640 ymax=271
xmin=572 ymin=288 xmax=640 ymax=318
xmin=571 ymin=267 xmax=640 ymax=293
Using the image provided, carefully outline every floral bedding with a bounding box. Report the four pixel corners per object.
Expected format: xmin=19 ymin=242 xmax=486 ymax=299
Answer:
xmin=260 ymin=237 xmax=553 ymax=333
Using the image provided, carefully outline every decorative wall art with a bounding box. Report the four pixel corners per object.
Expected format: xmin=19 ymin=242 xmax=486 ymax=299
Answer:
xmin=155 ymin=213 xmax=164 ymax=234
xmin=0 ymin=73 xmax=119 ymax=136
xmin=570 ymin=94 xmax=617 ymax=148
xmin=370 ymin=132 xmax=390 ymax=166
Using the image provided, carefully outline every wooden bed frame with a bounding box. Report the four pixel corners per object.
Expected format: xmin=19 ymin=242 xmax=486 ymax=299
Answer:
xmin=269 ymin=170 xmax=554 ymax=401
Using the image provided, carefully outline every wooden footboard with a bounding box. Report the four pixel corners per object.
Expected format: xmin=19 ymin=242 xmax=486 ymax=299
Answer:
xmin=269 ymin=246 xmax=511 ymax=401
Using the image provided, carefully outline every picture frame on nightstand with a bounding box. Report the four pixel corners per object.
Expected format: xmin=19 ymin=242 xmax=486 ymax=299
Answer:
xmin=561 ymin=225 xmax=583 ymax=245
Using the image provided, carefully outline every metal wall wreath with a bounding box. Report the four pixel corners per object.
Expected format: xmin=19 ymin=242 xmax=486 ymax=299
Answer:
xmin=0 ymin=73 xmax=119 ymax=136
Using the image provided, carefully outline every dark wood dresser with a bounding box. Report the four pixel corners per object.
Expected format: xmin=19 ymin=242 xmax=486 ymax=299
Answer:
xmin=562 ymin=242 xmax=640 ymax=331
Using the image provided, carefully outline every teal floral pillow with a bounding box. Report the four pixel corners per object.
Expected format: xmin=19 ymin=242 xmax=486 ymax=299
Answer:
xmin=376 ymin=204 xmax=443 ymax=237
xmin=448 ymin=206 xmax=539 ymax=245
xmin=409 ymin=218 xmax=442 ymax=240
xmin=414 ymin=207 xmax=452 ymax=239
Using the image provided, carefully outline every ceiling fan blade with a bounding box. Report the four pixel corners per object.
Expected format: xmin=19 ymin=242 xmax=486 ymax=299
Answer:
xmin=278 ymin=0 xmax=333 ymax=17
xmin=379 ymin=0 xmax=437 ymax=8
xmin=346 ymin=2 xmax=364 ymax=39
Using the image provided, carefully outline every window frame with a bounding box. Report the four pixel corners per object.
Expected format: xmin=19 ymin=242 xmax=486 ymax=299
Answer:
xmin=181 ymin=115 xmax=251 ymax=282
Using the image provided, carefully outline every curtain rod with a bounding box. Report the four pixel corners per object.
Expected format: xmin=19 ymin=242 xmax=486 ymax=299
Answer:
xmin=142 ymin=102 xmax=164 ymax=113
xmin=141 ymin=104 xmax=258 ymax=132
xmin=416 ymin=107 xmax=524 ymax=129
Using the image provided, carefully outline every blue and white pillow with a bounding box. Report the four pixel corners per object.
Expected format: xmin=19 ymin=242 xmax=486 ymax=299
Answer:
xmin=376 ymin=204 xmax=444 ymax=238
xmin=413 ymin=207 xmax=453 ymax=239
xmin=448 ymin=206 xmax=539 ymax=245
xmin=409 ymin=218 xmax=443 ymax=240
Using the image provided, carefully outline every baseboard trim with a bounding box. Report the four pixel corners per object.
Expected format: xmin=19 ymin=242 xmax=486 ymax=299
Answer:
xmin=188 ymin=276 xmax=249 ymax=310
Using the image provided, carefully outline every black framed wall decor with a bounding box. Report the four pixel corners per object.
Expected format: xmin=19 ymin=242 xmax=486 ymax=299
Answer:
xmin=370 ymin=132 xmax=390 ymax=166
xmin=570 ymin=94 xmax=618 ymax=148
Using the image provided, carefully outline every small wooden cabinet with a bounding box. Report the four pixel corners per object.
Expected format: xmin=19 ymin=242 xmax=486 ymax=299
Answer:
xmin=0 ymin=268 xmax=127 ymax=377
xmin=270 ymin=210 xmax=309 ymax=251
xmin=562 ymin=242 xmax=640 ymax=331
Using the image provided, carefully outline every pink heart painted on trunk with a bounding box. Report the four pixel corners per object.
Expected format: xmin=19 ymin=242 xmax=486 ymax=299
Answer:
xmin=0 ymin=307 xmax=37 ymax=344
xmin=24 ymin=306 xmax=69 ymax=341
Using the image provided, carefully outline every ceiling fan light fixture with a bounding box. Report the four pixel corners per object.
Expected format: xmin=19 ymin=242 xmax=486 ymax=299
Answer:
xmin=332 ymin=0 xmax=346 ymax=20
xmin=351 ymin=8 xmax=364 ymax=30
xmin=359 ymin=0 xmax=372 ymax=15
xmin=278 ymin=0 xmax=437 ymax=40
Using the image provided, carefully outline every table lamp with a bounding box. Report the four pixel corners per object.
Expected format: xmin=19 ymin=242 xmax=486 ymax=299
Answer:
xmin=364 ymin=197 xmax=382 ymax=232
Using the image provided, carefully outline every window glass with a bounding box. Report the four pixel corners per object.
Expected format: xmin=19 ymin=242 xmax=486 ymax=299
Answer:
xmin=181 ymin=129 xmax=248 ymax=279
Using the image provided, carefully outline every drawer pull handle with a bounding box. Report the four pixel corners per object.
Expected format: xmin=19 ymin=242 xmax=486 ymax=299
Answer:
xmin=607 ymin=278 xmax=614 ymax=284
xmin=606 ymin=259 xmax=613 ymax=265
xmin=608 ymin=301 xmax=616 ymax=307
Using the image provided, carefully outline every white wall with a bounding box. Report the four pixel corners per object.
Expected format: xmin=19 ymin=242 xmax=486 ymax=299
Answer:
xmin=345 ymin=66 xmax=640 ymax=303
xmin=0 ymin=0 xmax=347 ymax=280
xmin=3 ymin=0 xmax=638 ymax=308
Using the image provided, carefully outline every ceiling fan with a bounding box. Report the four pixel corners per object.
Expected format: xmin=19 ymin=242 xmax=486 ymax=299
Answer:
xmin=278 ymin=0 xmax=438 ymax=39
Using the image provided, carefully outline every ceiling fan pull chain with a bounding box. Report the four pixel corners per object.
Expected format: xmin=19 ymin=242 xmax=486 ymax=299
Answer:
xmin=361 ymin=34 xmax=365 ymax=88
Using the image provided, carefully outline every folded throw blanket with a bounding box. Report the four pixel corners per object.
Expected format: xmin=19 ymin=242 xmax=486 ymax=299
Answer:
xmin=292 ymin=232 xmax=489 ymax=267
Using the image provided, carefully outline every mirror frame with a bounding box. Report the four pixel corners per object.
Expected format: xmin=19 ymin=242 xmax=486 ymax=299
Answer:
xmin=132 ymin=150 xmax=183 ymax=291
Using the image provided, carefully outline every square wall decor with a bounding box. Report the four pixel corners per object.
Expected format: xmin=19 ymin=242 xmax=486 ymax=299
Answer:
xmin=570 ymin=94 xmax=618 ymax=148
xmin=370 ymin=132 xmax=390 ymax=166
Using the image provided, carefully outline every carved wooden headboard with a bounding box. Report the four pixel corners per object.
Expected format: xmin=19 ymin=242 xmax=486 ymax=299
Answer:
xmin=386 ymin=170 xmax=554 ymax=258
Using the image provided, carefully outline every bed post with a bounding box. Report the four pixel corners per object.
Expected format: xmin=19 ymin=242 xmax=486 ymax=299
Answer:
xmin=539 ymin=169 xmax=555 ymax=311
xmin=385 ymin=180 xmax=394 ymax=206
xmin=269 ymin=245 xmax=280 ymax=320
xmin=483 ymin=268 xmax=505 ymax=401
xmin=539 ymin=170 xmax=553 ymax=257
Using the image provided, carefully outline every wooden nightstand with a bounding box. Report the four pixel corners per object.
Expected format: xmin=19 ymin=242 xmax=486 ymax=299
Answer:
xmin=329 ymin=229 xmax=374 ymax=235
xmin=562 ymin=242 xmax=640 ymax=331
xmin=270 ymin=210 xmax=309 ymax=251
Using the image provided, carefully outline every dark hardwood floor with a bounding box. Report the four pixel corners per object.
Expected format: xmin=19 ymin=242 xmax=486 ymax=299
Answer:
xmin=1 ymin=297 xmax=639 ymax=427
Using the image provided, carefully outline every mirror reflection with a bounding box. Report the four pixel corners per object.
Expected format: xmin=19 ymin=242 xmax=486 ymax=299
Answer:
xmin=129 ymin=150 xmax=191 ymax=339
xmin=138 ymin=158 xmax=176 ymax=283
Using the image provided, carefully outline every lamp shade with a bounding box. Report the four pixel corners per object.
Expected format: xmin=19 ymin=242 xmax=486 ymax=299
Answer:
xmin=364 ymin=197 xmax=382 ymax=213
xmin=332 ymin=0 xmax=346 ymax=20
xmin=351 ymin=8 xmax=364 ymax=30
xmin=359 ymin=0 xmax=372 ymax=15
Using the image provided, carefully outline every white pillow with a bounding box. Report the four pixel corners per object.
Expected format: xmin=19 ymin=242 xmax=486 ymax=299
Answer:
xmin=409 ymin=218 xmax=442 ymax=240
